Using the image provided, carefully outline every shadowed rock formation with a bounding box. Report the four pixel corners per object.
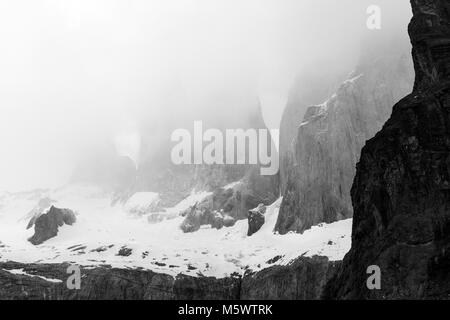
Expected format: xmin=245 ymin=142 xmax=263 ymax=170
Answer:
xmin=324 ymin=0 xmax=450 ymax=299
xmin=28 ymin=206 xmax=77 ymax=245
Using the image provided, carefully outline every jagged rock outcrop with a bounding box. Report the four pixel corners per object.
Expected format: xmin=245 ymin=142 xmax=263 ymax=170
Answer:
xmin=180 ymin=202 xmax=232 ymax=233
xmin=276 ymin=37 xmax=414 ymax=234
xmin=180 ymin=169 xmax=278 ymax=233
xmin=324 ymin=0 xmax=450 ymax=299
xmin=0 ymin=255 xmax=338 ymax=300
xmin=28 ymin=206 xmax=77 ymax=245
xmin=247 ymin=204 xmax=266 ymax=236
xmin=180 ymin=203 xmax=233 ymax=233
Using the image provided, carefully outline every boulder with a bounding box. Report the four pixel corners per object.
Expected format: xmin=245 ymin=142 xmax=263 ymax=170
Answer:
xmin=28 ymin=206 xmax=77 ymax=245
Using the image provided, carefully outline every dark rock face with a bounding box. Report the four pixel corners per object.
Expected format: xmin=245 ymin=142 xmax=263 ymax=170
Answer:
xmin=324 ymin=0 xmax=450 ymax=299
xmin=276 ymin=40 xmax=414 ymax=235
xmin=247 ymin=204 xmax=266 ymax=236
xmin=410 ymin=0 xmax=450 ymax=92
xmin=28 ymin=206 xmax=77 ymax=245
xmin=0 ymin=255 xmax=338 ymax=300
xmin=241 ymin=256 xmax=340 ymax=300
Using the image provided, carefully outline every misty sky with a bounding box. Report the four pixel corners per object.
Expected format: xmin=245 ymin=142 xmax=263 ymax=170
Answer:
xmin=0 ymin=0 xmax=412 ymax=192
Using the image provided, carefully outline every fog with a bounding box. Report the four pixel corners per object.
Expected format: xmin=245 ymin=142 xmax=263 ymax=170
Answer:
xmin=0 ymin=0 xmax=412 ymax=192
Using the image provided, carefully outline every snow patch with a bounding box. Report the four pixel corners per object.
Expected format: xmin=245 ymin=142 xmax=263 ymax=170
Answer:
xmin=344 ymin=73 xmax=363 ymax=84
xmin=4 ymin=268 xmax=63 ymax=283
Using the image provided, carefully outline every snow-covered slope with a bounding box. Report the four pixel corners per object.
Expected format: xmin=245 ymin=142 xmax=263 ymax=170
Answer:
xmin=0 ymin=184 xmax=351 ymax=278
xmin=124 ymin=192 xmax=161 ymax=215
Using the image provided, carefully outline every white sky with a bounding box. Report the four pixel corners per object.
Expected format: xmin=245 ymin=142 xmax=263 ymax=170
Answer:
xmin=0 ymin=0 xmax=412 ymax=192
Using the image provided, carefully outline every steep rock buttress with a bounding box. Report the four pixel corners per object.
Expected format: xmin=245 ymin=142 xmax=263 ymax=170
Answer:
xmin=324 ymin=0 xmax=450 ymax=299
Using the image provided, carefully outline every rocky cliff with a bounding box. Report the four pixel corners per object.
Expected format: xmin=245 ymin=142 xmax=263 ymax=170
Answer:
xmin=324 ymin=0 xmax=450 ymax=299
xmin=0 ymin=256 xmax=336 ymax=300
xmin=279 ymin=67 xmax=346 ymax=194
xmin=276 ymin=39 xmax=414 ymax=234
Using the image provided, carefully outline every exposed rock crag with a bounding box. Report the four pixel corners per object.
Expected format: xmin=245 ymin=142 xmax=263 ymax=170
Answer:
xmin=180 ymin=170 xmax=278 ymax=233
xmin=324 ymin=0 xmax=450 ymax=299
xmin=28 ymin=206 xmax=77 ymax=245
